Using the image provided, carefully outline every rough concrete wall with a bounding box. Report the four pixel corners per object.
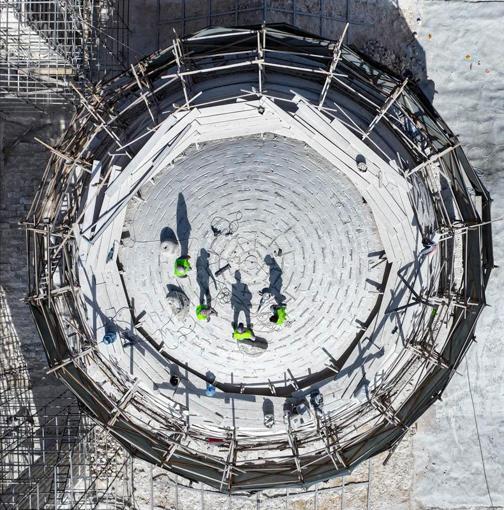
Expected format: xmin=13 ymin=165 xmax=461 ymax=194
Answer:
xmin=0 ymin=111 xmax=70 ymax=406
xmin=410 ymin=1 xmax=504 ymax=508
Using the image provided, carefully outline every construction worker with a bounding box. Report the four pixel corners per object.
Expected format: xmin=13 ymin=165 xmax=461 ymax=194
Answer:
xmin=270 ymin=304 xmax=287 ymax=325
xmin=419 ymin=232 xmax=441 ymax=258
xmin=103 ymin=330 xmax=117 ymax=344
xmin=174 ymin=255 xmax=191 ymax=278
xmin=196 ymin=304 xmax=217 ymax=322
xmin=205 ymin=383 xmax=216 ymax=397
xmin=232 ymin=322 xmax=255 ymax=341
xmin=310 ymin=390 xmax=324 ymax=416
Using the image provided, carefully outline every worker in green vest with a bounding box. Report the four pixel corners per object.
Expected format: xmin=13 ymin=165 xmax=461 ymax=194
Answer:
xmin=196 ymin=304 xmax=217 ymax=322
xmin=270 ymin=304 xmax=287 ymax=325
xmin=232 ymin=322 xmax=255 ymax=341
xmin=174 ymin=255 xmax=191 ymax=278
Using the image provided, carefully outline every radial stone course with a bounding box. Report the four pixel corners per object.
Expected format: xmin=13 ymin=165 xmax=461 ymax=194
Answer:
xmin=26 ymin=25 xmax=493 ymax=493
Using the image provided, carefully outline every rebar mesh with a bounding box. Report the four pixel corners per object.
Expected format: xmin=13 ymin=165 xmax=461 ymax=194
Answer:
xmin=0 ymin=0 xmax=129 ymax=112
xmin=0 ymin=389 xmax=135 ymax=509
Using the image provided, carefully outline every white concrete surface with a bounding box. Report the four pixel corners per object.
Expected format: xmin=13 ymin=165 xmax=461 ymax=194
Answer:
xmin=76 ymin=80 xmax=443 ymax=441
xmin=121 ymin=135 xmax=384 ymax=383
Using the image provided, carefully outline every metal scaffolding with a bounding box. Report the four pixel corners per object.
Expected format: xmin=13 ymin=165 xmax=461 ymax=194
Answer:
xmin=0 ymin=0 xmax=129 ymax=112
xmin=0 ymin=0 xmax=494 ymax=498
xmin=20 ymin=24 xmax=492 ymax=494
xmin=0 ymin=287 xmax=134 ymax=509
xmin=0 ymin=388 xmax=135 ymax=509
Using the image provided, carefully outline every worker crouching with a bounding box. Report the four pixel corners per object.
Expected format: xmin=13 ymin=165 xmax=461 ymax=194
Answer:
xmin=270 ymin=304 xmax=287 ymax=325
xmin=174 ymin=255 xmax=191 ymax=277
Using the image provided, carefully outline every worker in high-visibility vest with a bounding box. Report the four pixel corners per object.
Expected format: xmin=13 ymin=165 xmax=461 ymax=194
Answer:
xmin=232 ymin=322 xmax=255 ymax=341
xmin=270 ymin=304 xmax=287 ymax=325
xmin=196 ymin=304 xmax=217 ymax=322
xmin=174 ymin=255 xmax=191 ymax=278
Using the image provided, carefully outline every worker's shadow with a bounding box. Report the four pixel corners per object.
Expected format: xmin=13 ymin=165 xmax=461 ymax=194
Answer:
xmin=231 ymin=270 xmax=252 ymax=328
xmin=176 ymin=192 xmax=191 ymax=257
xmin=196 ymin=248 xmax=216 ymax=307
xmin=260 ymin=255 xmax=285 ymax=306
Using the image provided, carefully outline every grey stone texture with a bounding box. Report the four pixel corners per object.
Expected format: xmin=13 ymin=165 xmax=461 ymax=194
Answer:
xmin=0 ymin=111 xmax=70 ymax=403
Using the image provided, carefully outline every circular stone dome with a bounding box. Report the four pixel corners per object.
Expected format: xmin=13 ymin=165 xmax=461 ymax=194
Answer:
xmin=26 ymin=25 xmax=493 ymax=493
xmin=120 ymin=135 xmax=385 ymax=383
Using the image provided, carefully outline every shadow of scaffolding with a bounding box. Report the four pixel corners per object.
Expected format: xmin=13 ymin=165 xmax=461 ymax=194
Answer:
xmin=147 ymin=0 xmax=431 ymax=98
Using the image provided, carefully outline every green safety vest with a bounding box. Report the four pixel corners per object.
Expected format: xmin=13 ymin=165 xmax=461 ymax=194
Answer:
xmin=276 ymin=307 xmax=287 ymax=325
xmin=174 ymin=257 xmax=191 ymax=277
xmin=196 ymin=305 xmax=209 ymax=320
xmin=233 ymin=329 xmax=254 ymax=341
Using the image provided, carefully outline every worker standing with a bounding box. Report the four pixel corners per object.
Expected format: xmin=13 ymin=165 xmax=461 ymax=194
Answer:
xmin=232 ymin=322 xmax=255 ymax=341
xmin=196 ymin=304 xmax=218 ymax=322
xmin=174 ymin=255 xmax=191 ymax=278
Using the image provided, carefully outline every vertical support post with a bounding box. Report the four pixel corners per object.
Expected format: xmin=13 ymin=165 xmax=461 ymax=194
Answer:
xmin=46 ymin=226 xmax=52 ymax=308
xmin=318 ymin=23 xmax=348 ymax=109
xmin=54 ymin=466 xmax=58 ymax=509
xmin=362 ymin=79 xmax=408 ymax=141
xmin=286 ymin=427 xmax=303 ymax=482
xmin=268 ymin=378 xmax=277 ymax=395
xmin=257 ymin=28 xmax=265 ymax=95
xmin=287 ymin=368 xmax=299 ymax=390
xmin=69 ymin=429 xmax=74 ymax=505
xmin=131 ymin=64 xmax=155 ymax=123
xmin=172 ymin=36 xmax=191 ymax=109
xmin=345 ymin=0 xmax=350 ymax=44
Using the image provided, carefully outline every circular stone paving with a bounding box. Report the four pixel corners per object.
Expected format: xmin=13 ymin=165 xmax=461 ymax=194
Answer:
xmin=120 ymin=135 xmax=385 ymax=384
